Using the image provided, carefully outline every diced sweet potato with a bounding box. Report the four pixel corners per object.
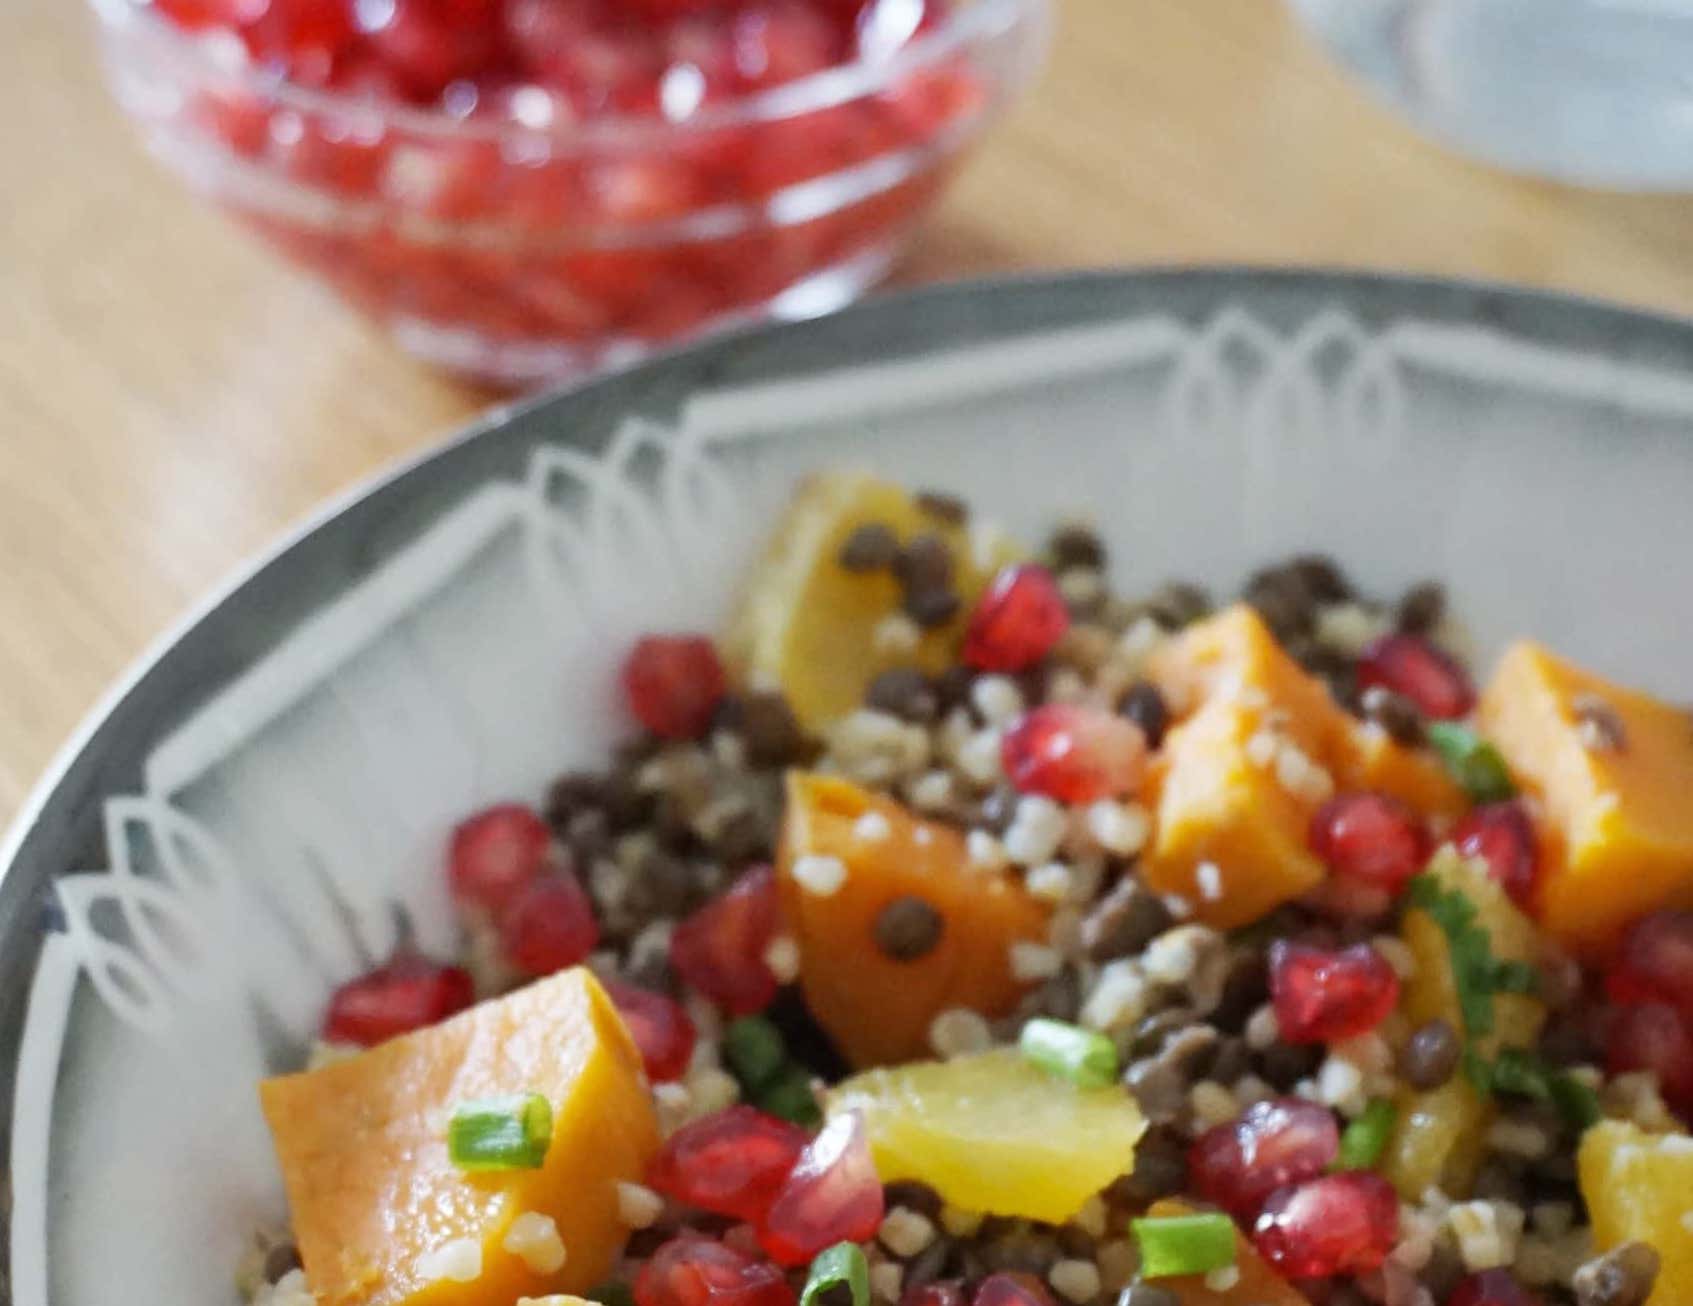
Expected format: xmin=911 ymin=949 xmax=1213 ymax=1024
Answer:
xmin=1478 ymin=641 xmax=1693 ymax=957
xmin=779 ymin=773 xmax=1049 ymax=1067
xmin=1382 ymin=851 xmax=1546 ymax=1200
xmin=260 ymin=968 xmax=658 ymax=1306
xmin=1142 ymin=1201 xmax=1310 ymax=1305
xmin=1579 ymin=1121 xmax=1693 ymax=1306
xmin=723 ymin=473 xmax=1018 ymax=732
xmin=1142 ymin=606 xmax=1470 ymax=927
xmin=1141 ymin=695 xmax=1327 ymax=928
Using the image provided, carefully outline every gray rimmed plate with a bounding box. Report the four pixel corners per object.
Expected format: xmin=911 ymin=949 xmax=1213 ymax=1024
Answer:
xmin=7 ymin=268 xmax=1693 ymax=1306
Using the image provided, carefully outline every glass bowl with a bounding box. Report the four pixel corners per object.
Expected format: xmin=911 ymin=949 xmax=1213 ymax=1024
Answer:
xmin=88 ymin=0 xmax=1051 ymax=385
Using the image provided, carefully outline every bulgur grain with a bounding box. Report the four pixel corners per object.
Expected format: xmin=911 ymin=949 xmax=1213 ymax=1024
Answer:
xmin=879 ymin=1208 xmax=938 ymax=1258
xmin=1048 ymin=1258 xmax=1101 ymax=1303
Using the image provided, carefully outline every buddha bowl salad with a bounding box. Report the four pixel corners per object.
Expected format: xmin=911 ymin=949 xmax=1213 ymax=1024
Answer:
xmin=253 ymin=473 xmax=1693 ymax=1306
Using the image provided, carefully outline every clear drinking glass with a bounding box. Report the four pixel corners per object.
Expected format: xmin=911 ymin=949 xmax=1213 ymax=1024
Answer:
xmin=1289 ymin=0 xmax=1693 ymax=190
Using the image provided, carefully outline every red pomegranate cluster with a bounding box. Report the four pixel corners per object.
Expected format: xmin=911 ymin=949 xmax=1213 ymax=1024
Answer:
xmin=136 ymin=0 xmax=986 ymax=378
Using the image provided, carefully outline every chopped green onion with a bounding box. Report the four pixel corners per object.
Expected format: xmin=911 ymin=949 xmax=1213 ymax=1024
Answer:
xmin=1337 ymin=1098 xmax=1398 ymax=1171
xmin=725 ymin=1016 xmax=788 ymax=1093
xmin=448 ymin=1094 xmax=552 ymax=1171
xmin=589 ymin=1281 xmax=637 ymax=1306
xmin=1490 ymin=959 xmax=1542 ymax=996
xmin=1131 ymin=1212 xmax=1237 ymax=1279
xmin=1426 ymin=723 xmax=1515 ymax=804
xmin=758 ymin=1065 xmax=822 ymax=1126
xmin=1550 ymin=1071 xmax=1602 ymax=1130
xmin=800 ymin=1242 xmax=870 ymax=1306
xmin=1019 ymin=1018 xmax=1119 ymax=1089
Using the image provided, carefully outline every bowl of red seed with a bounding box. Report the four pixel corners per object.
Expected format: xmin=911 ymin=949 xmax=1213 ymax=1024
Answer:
xmin=88 ymin=0 xmax=1049 ymax=384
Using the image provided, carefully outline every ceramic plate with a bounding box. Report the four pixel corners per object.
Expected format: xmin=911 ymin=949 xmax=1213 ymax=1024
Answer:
xmin=7 ymin=268 xmax=1693 ymax=1305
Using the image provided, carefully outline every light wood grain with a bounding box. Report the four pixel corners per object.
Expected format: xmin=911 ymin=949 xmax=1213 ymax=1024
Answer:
xmin=6 ymin=0 xmax=1693 ymax=827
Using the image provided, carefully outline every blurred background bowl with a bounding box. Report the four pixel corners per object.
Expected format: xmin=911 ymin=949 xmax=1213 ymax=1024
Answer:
xmin=88 ymin=0 xmax=1050 ymax=385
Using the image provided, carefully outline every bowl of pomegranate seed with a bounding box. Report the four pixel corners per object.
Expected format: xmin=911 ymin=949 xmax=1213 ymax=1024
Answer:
xmin=16 ymin=269 xmax=1693 ymax=1306
xmin=87 ymin=0 xmax=1049 ymax=384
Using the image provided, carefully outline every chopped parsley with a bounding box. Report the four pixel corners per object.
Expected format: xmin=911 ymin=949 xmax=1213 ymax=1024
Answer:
xmin=1426 ymin=722 xmax=1515 ymax=803
xmin=1405 ymin=869 xmax=1592 ymax=1129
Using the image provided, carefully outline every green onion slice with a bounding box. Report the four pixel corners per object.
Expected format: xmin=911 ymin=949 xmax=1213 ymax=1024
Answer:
xmin=1019 ymin=1018 xmax=1119 ymax=1089
xmin=1426 ymin=722 xmax=1515 ymax=803
xmin=1336 ymin=1098 xmax=1397 ymax=1171
xmin=725 ymin=1016 xmax=788 ymax=1093
xmin=758 ymin=1065 xmax=823 ymax=1126
xmin=447 ymin=1093 xmax=553 ymax=1171
xmin=800 ymin=1242 xmax=870 ymax=1306
xmin=1131 ymin=1212 xmax=1237 ymax=1279
xmin=1549 ymin=1071 xmax=1602 ymax=1130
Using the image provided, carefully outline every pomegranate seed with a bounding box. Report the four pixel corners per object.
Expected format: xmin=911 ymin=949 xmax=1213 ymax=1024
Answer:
xmin=1269 ymin=941 xmax=1401 ymax=1044
xmin=621 ymin=0 xmax=721 ymax=19
xmin=903 ymin=1283 xmax=966 ymax=1306
xmin=503 ymin=0 xmax=598 ymax=77
xmin=360 ymin=0 xmax=504 ymax=99
xmin=1308 ymin=792 xmax=1429 ymax=893
xmin=447 ymin=803 xmax=552 ymax=913
xmin=647 ymin=1106 xmax=810 ymax=1220
xmin=1356 ymin=634 xmax=1475 ymax=720
xmin=962 ymin=565 xmax=1071 ymax=673
xmin=498 ymin=870 xmax=599 ymax=977
xmin=758 ymin=1112 xmax=885 ymax=1265
xmin=1189 ymin=1098 xmax=1341 ymax=1220
xmin=972 ymin=1275 xmax=1057 ymax=1306
xmin=1251 ymin=1172 xmax=1401 ymax=1279
xmin=322 ymin=955 xmax=473 ymax=1045
xmin=1606 ymin=1000 xmax=1693 ymax=1111
xmin=1446 ymin=1270 xmax=1543 ymax=1306
xmin=670 ymin=866 xmax=782 ymax=1015
xmin=1452 ymin=801 xmax=1541 ymax=911
xmin=635 ymin=1235 xmax=797 ymax=1306
xmin=154 ymin=0 xmax=268 ymax=29
xmin=1609 ymin=910 xmax=1693 ymax=1012
xmin=623 ymin=635 xmax=727 ymax=740
xmin=241 ymin=0 xmax=359 ymax=84
xmin=1000 ymin=703 xmax=1148 ymax=804
xmin=606 ymin=980 xmax=698 ymax=1082
xmin=730 ymin=2 xmax=844 ymax=89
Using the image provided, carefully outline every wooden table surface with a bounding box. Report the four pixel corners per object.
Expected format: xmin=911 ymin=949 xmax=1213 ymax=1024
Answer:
xmin=7 ymin=0 xmax=1693 ymax=828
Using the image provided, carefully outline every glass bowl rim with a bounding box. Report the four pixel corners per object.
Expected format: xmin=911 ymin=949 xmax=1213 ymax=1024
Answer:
xmin=88 ymin=0 xmax=1046 ymax=148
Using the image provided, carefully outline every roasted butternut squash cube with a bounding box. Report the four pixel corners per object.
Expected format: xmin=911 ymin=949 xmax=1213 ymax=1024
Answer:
xmin=1478 ymin=641 xmax=1693 ymax=956
xmin=260 ymin=968 xmax=658 ymax=1306
xmin=1141 ymin=694 xmax=1328 ymax=928
xmin=1579 ymin=1121 xmax=1693 ymax=1306
xmin=779 ymin=773 xmax=1049 ymax=1067
xmin=1335 ymin=723 xmax=1468 ymax=823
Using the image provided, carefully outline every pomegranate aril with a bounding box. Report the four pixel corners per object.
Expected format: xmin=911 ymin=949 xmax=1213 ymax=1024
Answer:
xmin=1269 ymin=940 xmax=1400 ymax=1044
xmin=758 ymin=1111 xmax=885 ymax=1265
xmin=646 ymin=1105 xmax=810 ymax=1220
xmin=962 ymin=564 xmax=1070 ymax=673
xmin=1188 ymin=1097 xmax=1341 ymax=1220
xmin=730 ymin=1 xmax=844 ymax=89
xmin=670 ymin=866 xmax=783 ymax=1015
xmin=241 ymin=0 xmax=359 ymax=84
xmin=606 ymin=980 xmax=697 ymax=1082
xmin=623 ymin=635 xmax=727 ymax=740
xmin=322 ymin=955 xmax=473 ymax=1045
xmin=972 ymin=1275 xmax=1057 ymax=1306
xmin=1446 ymin=1270 xmax=1543 ymax=1306
xmin=1000 ymin=703 xmax=1148 ymax=805
xmin=635 ymin=1234 xmax=797 ymax=1306
xmin=1308 ymin=792 xmax=1429 ymax=893
xmin=154 ymin=0 xmax=269 ymax=29
xmin=448 ymin=802 xmax=552 ymax=912
xmin=1606 ymin=999 xmax=1693 ymax=1111
xmin=360 ymin=0 xmax=505 ymax=99
xmin=1356 ymin=633 xmax=1475 ymax=721
xmin=1609 ymin=910 xmax=1693 ymax=1012
xmin=498 ymin=869 xmax=600 ymax=977
xmin=903 ymin=1283 xmax=967 ymax=1306
xmin=1250 ymin=1171 xmax=1401 ymax=1279
xmin=1451 ymin=800 xmax=1541 ymax=911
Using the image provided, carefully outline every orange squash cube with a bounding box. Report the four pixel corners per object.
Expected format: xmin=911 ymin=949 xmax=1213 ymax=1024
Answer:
xmin=1580 ymin=1121 xmax=1693 ymax=1306
xmin=260 ymin=968 xmax=658 ymax=1306
xmin=1478 ymin=642 xmax=1693 ymax=957
xmin=779 ymin=773 xmax=1049 ymax=1067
